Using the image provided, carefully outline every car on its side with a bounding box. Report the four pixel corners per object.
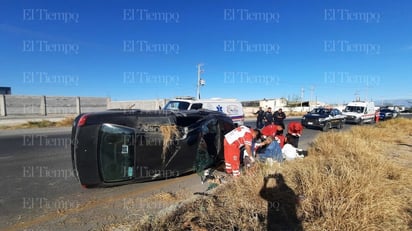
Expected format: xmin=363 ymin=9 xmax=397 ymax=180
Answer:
xmin=301 ymin=107 xmax=346 ymax=131
xmin=71 ymin=109 xmax=234 ymax=188
xmin=379 ymin=108 xmax=399 ymax=120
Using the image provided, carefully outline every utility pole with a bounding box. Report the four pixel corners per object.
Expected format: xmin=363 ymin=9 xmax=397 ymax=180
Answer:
xmin=354 ymin=90 xmax=360 ymax=101
xmin=196 ymin=64 xmax=205 ymax=100
xmin=300 ymin=87 xmax=304 ymax=112
xmin=310 ymin=86 xmax=314 ymax=111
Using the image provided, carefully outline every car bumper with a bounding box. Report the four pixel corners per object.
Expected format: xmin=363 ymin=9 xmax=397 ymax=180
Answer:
xmin=301 ymin=119 xmax=325 ymax=128
xmin=344 ymin=116 xmax=361 ymax=124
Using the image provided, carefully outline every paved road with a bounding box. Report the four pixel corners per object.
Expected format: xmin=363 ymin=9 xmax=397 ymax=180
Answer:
xmin=1 ymin=115 xmax=409 ymax=230
xmin=0 ymin=128 xmax=212 ymax=231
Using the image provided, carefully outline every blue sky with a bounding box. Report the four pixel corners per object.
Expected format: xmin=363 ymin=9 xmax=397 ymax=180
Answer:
xmin=1 ymin=0 xmax=411 ymax=104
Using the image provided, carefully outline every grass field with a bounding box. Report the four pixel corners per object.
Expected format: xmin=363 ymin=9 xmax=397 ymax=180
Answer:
xmin=0 ymin=117 xmax=74 ymax=129
xmin=118 ymin=118 xmax=412 ymax=231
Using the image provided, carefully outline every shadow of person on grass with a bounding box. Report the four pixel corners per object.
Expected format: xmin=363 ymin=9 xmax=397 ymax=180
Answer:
xmin=259 ymin=173 xmax=303 ymax=231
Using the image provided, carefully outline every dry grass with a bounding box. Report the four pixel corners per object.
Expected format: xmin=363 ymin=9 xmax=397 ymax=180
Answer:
xmin=287 ymin=111 xmax=307 ymax=117
xmin=0 ymin=117 xmax=74 ymax=129
xmin=159 ymin=125 xmax=180 ymax=164
xmin=108 ymin=118 xmax=412 ymax=231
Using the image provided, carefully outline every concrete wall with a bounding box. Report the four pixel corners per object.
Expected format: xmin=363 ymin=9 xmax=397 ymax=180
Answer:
xmin=0 ymin=95 xmax=108 ymax=116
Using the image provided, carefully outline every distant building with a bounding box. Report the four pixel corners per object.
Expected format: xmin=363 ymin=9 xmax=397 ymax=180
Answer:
xmin=0 ymin=87 xmax=11 ymax=95
xmin=241 ymin=100 xmax=260 ymax=107
xmin=259 ymin=98 xmax=288 ymax=109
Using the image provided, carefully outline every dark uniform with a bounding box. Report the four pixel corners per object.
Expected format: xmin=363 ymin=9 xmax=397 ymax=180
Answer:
xmin=254 ymin=107 xmax=265 ymax=129
xmin=273 ymin=108 xmax=286 ymax=131
xmin=263 ymin=108 xmax=274 ymax=126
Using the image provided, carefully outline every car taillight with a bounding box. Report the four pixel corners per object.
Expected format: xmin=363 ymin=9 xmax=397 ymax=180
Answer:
xmin=77 ymin=114 xmax=88 ymax=127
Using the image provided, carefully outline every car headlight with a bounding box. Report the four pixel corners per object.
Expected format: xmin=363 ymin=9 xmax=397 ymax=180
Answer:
xmin=318 ymin=118 xmax=326 ymax=122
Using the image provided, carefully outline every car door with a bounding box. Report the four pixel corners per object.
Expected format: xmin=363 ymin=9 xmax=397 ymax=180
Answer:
xmin=328 ymin=109 xmax=336 ymax=126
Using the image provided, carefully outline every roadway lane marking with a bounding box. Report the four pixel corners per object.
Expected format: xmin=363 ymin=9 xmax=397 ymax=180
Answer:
xmin=0 ymin=154 xmax=13 ymax=160
xmin=2 ymin=174 xmax=199 ymax=231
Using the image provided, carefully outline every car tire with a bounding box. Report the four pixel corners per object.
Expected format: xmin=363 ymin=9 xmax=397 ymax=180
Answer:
xmin=322 ymin=122 xmax=331 ymax=132
xmin=337 ymin=121 xmax=343 ymax=129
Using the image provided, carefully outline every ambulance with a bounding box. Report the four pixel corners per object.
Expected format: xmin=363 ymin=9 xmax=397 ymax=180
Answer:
xmin=163 ymin=97 xmax=245 ymax=126
xmin=342 ymin=100 xmax=376 ymax=124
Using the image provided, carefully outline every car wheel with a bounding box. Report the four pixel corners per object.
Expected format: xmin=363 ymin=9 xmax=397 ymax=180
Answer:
xmin=322 ymin=122 xmax=331 ymax=132
xmin=337 ymin=121 xmax=343 ymax=129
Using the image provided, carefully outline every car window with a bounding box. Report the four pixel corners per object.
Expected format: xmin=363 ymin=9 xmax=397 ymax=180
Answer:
xmin=164 ymin=101 xmax=190 ymax=110
xmin=331 ymin=109 xmax=340 ymax=115
xmin=344 ymin=106 xmax=365 ymax=113
xmin=191 ymin=103 xmax=203 ymax=110
xmin=310 ymin=108 xmax=322 ymax=114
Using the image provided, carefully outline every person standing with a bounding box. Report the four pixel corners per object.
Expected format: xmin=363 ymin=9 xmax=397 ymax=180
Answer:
xmin=273 ymin=108 xmax=286 ymax=132
xmin=254 ymin=107 xmax=265 ymax=129
xmin=263 ymin=107 xmax=274 ymax=126
xmin=224 ymin=126 xmax=261 ymax=176
xmin=375 ymin=109 xmax=380 ymax=123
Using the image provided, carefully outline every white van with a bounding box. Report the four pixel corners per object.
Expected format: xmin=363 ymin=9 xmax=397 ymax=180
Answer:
xmin=163 ymin=97 xmax=244 ymax=126
xmin=342 ymin=101 xmax=376 ymax=124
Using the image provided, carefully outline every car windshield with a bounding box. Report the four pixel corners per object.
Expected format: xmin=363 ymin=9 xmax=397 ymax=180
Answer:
xmin=344 ymin=106 xmax=365 ymax=113
xmin=310 ymin=108 xmax=330 ymax=114
xmin=164 ymin=101 xmax=190 ymax=110
xmin=98 ymin=124 xmax=135 ymax=182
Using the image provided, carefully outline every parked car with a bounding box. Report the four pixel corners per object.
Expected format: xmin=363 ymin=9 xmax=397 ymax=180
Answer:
xmin=71 ymin=109 xmax=234 ymax=188
xmin=301 ymin=107 xmax=346 ymax=131
xmin=379 ymin=108 xmax=399 ymax=120
xmin=342 ymin=101 xmax=375 ymax=124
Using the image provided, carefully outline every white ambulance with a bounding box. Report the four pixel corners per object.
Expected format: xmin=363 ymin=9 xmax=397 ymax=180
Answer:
xmin=163 ymin=97 xmax=245 ymax=126
xmin=342 ymin=100 xmax=376 ymax=124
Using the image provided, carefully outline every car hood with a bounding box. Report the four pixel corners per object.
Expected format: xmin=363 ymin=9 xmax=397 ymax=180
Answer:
xmin=303 ymin=114 xmax=328 ymax=118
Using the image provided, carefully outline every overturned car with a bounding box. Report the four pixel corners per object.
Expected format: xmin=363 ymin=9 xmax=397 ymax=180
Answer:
xmin=71 ymin=109 xmax=234 ymax=187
